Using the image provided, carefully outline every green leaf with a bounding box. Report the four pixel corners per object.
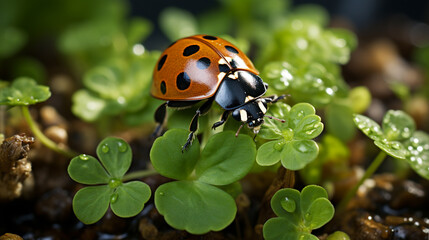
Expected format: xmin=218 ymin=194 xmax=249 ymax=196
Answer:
xmin=96 ymin=137 xmax=132 ymax=178
xmin=155 ymin=181 xmax=236 ymax=234
xmin=257 ymin=103 xmax=322 ymax=170
xmin=294 ymin=115 xmax=324 ymax=140
xmin=288 ymin=103 xmax=316 ymax=129
xmin=68 ymin=154 xmax=110 ymax=184
xmin=300 ymin=185 xmax=328 ymax=215
xmin=353 ymin=114 xmax=384 ymax=141
xmin=258 ymin=103 xmax=291 ymax=140
xmin=354 ymin=112 xmax=416 ymax=160
xmin=325 ymin=103 xmax=356 ymax=141
xmin=280 ymin=140 xmax=319 ymax=170
xmin=0 ymin=77 xmax=51 ymax=105
xmin=150 ymin=129 xmax=200 ymax=180
xmin=263 ymin=217 xmax=317 ymax=240
xmin=404 ymin=131 xmax=429 ymax=180
xmin=256 ymin=140 xmax=284 ymax=166
xmin=111 ymin=181 xmax=151 ymax=218
xmin=382 ymin=110 xmax=415 ymax=141
xmin=326 ymin=231 xmax=351 ymax=240
xmin=271 ymin=188 xmax=301 ymax=220
xmin=303 ymin=198 xmax=334 ymax=230
xmin=348 ymin=86 xmax=371 ymax=114
xmin=264 ymin=185 xmax=333 ymax=240
xmin=196 ymin=131 xmax=256 ymax=185
xmin=73 ymin=185 xmax=113 ymax=224
xmin=159 ymin=7 xmax=198 ymax=41
xmin=71 ymin=89 xmax=108 ymax=122
xmin=374 ymin=140 xmax=407 ymax=160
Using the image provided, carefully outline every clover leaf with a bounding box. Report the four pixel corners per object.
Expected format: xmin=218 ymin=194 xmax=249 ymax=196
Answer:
xmin=72 ymin=52 xmax=158 ymax=122
xmin=263 ymin=185 xmax=334 ymax=240
xmin=354 ymin=110 xmax=429 ymax=180
xmin=256 ymin=103 xmax=323 ymax=170
xmin=0 ymin=77 xmax=51 ymax=105
xmin=353 ymin=110 xmax=415 ymax=159
xmin=403 ymin=131 xmax=429 ymax=180
xmin=68 ymin=137 xmax=151 ymax=224
xmin=150 ymin=129 xmax=256 ymax=234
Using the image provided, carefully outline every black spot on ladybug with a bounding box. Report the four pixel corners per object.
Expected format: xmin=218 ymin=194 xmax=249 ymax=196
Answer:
xmin=183 ymin=45 xmax=200 ymax=56
xmin=158 ymin=55 xmax=167 ymax=71
xmin=219 ymin=64 xmax=230 ymax=73
xmin=225 ymin=45 xmax=239 ymax=54
xmin=176 ymin=72 xmax=191 ymax=90
xmin=196 ymin=57 xmax=211 ymax=70
xmin=160 ymin=81 xmax=166 ymax=94
xmin=203 ymin=35 xmax=218 ymax=40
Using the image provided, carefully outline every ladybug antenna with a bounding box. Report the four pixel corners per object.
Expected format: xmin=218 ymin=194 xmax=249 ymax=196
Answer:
xmin=235 ymin=123 xmax=245 ymax=137
xmin=265 ymin=115 xmax=286 ymax=123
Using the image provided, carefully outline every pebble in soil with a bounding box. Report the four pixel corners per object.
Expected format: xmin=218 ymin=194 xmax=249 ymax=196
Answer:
xmin=330 ymin=174 xmax=429 ymax=240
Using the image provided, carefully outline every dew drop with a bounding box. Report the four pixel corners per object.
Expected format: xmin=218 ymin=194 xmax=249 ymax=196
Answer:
xmin=274 ymin=142 xmax=285 ymax=151
xmin=118 ymin=141 xmax=127 ymax=152
xmin=159 ymin=191 xmax=165 ymax=196
xmin=108 ymin=178 xmax=122 ymax=189
xmin=297 ymin=143 xmax=309 ymax=153
xmin=390 ymin=142 xmax=401 ymax=150
xmin=101 ymin=144 xmax=109 ymax=153
xmin=79 ymin=154 xmax=89 ymax=160
xmin=281 ymin=197 xmax=296 ymax=213
xmin=110 ymin=193 xmax=118 ymax=203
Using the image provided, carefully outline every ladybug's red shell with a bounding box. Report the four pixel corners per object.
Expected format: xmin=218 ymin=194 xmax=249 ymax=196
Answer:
xmin=151 ymin=35 xmax=259 ymax=101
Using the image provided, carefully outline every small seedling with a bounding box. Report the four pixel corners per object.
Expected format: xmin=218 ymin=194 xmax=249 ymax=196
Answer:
xmin=0 ymin=77 xmax=76 ymax=157
xmin=263 ymin=185 xmax=334 ymax=240
xmin=256 ymin=102 xmax=323 ymax=170
xmin=150 ymin=129 xmax=256 ymax=234
xmin=337 ymin=110 xmax=429 ymax=212
xmin=68 ymin=137 xmax=152 ymax=224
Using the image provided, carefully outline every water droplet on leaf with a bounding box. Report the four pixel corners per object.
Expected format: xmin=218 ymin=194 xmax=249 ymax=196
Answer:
xmin=274 ymin=142 xmax=285 ymax=151
xmin=110 ymin=193 xmax=118 ymax=203
xmin=108 ymin=178 xmax=122 ymax=189
xmin=281 ymin=197 xmax=296 ymax=212
xmin=79 ymin=154 xmax=89 ymax=160
xmin=101 ymin=144 xmax=109 ymax=153
xmin=117 ymin=141 xmax=127 ymax=152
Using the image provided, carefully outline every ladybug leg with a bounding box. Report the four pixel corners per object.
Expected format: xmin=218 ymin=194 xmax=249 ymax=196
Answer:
xmin=264 ymin=94 xmax=286 ymax=104
xmin=183 ymin=98 xmax=214 ymax=151
xmin=153 ymin=102 xmax=168 ymax=137
xmin=212 ymin=110 xmax=230 ymax=130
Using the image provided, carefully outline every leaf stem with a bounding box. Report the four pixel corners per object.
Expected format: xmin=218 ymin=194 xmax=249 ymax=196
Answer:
xmin=122 ymin=169 xmax=158 ymax=182
xmin=336 ymin=151 xmax=387 ymax=214
xmin=21 ymin=106 xmax=78 ymax=158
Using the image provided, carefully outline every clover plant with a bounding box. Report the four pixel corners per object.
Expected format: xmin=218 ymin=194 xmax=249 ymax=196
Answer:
xmin=68 ymin=137 xmax=153 ymax=224
xmin=263 ymin=185 xmax=334 ymax=240
xmin=72 ymin=52 xmax=159 ymax=125
xmin=150 ymin=129 xmax=256 ymax=234
xmin=256 ymin=102 xmax=323 ymax=170
xmin=337 ymin=110 xmax=429 ymax=212
xmin=0 ymin=77 xmax=76 ymax=157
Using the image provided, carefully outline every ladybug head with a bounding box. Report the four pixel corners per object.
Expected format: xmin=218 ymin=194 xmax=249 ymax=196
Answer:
xmin=231 ymin=99 xmax=268 ymax=133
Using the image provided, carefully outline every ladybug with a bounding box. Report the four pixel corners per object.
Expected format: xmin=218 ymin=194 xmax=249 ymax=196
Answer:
xmin=151 ymin=35 xmax=284 ymax=150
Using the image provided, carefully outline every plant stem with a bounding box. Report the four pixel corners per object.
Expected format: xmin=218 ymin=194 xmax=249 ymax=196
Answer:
xmin=21 ymin=106 xmax=78 ymax=158
xmin=336 ymin=151 xmax=387 ymax=214
xmin=122 ymin=169 xmax=158 ymax=182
